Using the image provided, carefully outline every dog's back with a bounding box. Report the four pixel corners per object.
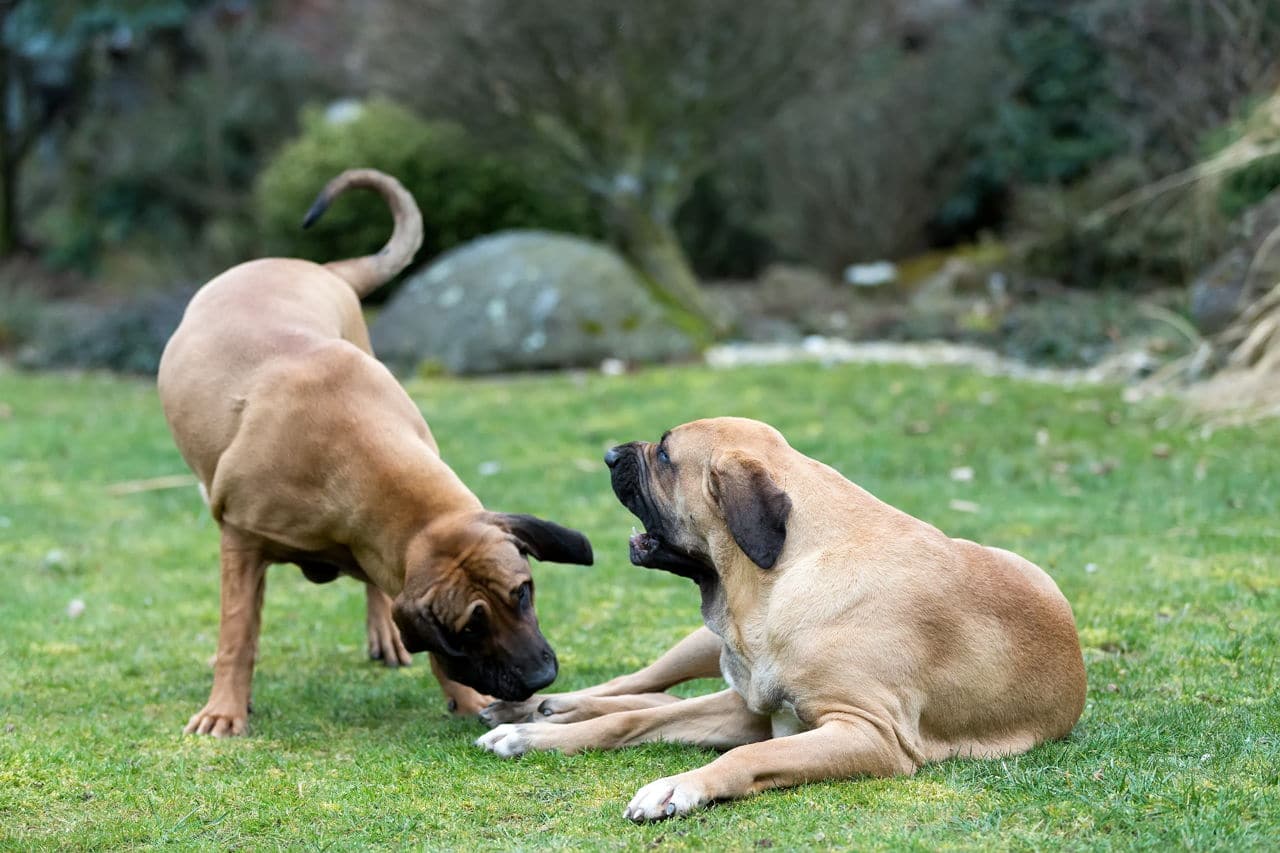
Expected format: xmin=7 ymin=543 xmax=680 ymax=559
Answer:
xmin=157 ymin=170 xmax=423 ymax=487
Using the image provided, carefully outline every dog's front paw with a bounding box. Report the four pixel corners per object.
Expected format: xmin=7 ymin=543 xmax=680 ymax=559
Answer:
xmin=183 ymin=703 xmax=249 ymax=738
xmin=624 ymin=774 xmax=711 ymax=822
xmin=475 ymin=723 xmax=539 ymax=758
xmin=478 ymin=698 xmax=541 ymax=727
xmin=533 ymin=694 xmax=601 ymax=724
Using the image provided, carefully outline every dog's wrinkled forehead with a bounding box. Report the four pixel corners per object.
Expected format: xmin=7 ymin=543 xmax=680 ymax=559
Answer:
xmin=433 ymin=522 xmax=529 ymax=585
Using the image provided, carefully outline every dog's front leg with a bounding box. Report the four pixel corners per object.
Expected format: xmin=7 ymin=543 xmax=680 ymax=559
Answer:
xmin=185 ymin=529 xmax=267 ymax=737
xmin=480 ymin=626 xmax=724 ymax=726
xmin=477 ymin=687 xmax=770 ymax=757
xmin=428 ymin=655 xmax=494 ymax=716
xmin=364 ymin=583 xmax=412 ymax=667
xmin=624 ymin=713 xmax=919 ymax=821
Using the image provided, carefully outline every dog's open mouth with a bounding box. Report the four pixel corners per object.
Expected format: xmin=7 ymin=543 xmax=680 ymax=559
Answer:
xmin=627 ymin=526 xmax=711 ymax=582
xmin=629 ymin=528 xmax=661 ymax=565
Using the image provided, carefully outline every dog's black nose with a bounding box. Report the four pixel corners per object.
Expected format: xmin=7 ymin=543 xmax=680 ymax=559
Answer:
xmin=604 ymin=446 xmax=622 ymax=468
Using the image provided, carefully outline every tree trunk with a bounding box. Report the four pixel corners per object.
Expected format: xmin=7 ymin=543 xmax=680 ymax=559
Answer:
xmin=0 ymin=8 xmax=17 ymax=258
xmin=611 ymin=198 xmax=722 ymax=336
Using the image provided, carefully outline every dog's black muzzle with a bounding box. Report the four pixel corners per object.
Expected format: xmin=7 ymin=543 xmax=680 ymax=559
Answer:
xmin=435 ymin=643 xmax=558 ymax=702
xmin=605 ymin=442 xmax=712 ymax=583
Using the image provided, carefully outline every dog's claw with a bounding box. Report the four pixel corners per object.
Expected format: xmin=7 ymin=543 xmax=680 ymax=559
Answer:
xmin=625 ymin=775 xmax=708 ymax=821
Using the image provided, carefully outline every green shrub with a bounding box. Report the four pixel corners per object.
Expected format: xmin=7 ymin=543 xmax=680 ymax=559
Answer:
xmin=18 ymin=287 xmax=194 ymax=375
xmin=935 ymin=0 xmax=1123 ymax=240
xmin=1008 ymin=156 xmax=1230 ymax=290
xmin=254 ymin=100 xmax=596 ymax=284
xmin=0 ymin=284 xmax=42 ymax=353
xmin=1204 ymin=100 xmax=1280 ymax=218
xmin=34 ymin=16 xmax=326 ymax=283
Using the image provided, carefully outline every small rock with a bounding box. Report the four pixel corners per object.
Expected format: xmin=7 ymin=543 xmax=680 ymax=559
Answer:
xmin=67 ymin=598 xmax=86 ymax=619
xmin=1035 ymin=428 xmax=1050 ymax=447
xmin=843 ymin=260 xmax=897 ymax=287
xmin=43 ymin=549 xmax=67 ymax=570
xmin=948 ymin=499 xmax=980 ymax=514
xmin=477 ymin=461 xmax=502 ymax=477
xmin=599 ymin=358 xmax=626 ymax=376
xmin=1105 ymin=683 xmax=1118 ymax=692
xmin=1085 ymin=563 xmax=1099 ymax=574
xmin=949 ymin=466 xmax=974 ymax=482
xmin=1151 ymin=443 xmax=1172 ymax=459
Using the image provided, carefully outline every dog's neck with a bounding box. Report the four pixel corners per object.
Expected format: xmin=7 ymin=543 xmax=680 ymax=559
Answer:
xmin=704 ymin=534 xmax=771 ymax=650
xmin=348 ymin=453 xmax=484 ymax=595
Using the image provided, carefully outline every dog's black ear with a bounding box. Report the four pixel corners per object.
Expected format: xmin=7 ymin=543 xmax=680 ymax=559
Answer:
xmin=488 ymin=513 xmax=595 ymax=566
xmin=711 ymin=451 xmax=791 ymax=570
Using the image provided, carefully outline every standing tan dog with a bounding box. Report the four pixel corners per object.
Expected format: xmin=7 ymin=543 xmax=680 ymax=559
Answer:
xmin=478 ymin=417 xmax=1085 ymax=821
xmin=158 ymin=169 xmax=593 ymax=737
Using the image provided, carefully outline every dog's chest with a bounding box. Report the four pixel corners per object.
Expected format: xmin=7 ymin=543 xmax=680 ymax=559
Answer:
xmin=704 ymin=585 xmax=793 ymax=719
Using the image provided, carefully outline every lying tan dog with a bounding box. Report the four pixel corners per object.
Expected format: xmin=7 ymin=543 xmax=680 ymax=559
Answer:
xmin=158 ymin=169 xmax=593 ymax=737
xmin=478 ymin=417 xmax=1085 ymax=821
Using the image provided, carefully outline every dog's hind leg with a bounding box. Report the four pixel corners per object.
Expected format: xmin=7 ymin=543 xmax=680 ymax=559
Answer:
xmin=480 ymin=626 xmax=724 ymax=726
xmin=184 ymin=527 xmax=267 ymax=737
xmin=365 ymin=583 xmax=412 ymax=667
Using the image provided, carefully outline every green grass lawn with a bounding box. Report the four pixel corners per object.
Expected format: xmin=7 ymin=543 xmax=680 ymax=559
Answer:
xmin=1 ymin=360 xmax=1277 ymax=850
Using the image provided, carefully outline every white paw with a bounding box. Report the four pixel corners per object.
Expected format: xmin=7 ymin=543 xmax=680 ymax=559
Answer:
xmin=623 ymin=775 xmax=709 ymax=822
xmin=475 ymin=723 xmax=533 ymax=758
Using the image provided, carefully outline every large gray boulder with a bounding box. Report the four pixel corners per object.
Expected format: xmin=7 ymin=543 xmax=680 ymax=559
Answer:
xmin=371 ymin=230 xmax=695 ymax=374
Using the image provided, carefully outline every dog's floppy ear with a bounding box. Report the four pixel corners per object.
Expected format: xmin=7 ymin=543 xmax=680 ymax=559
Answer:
xmin=710 ymin=450 xmax=791 ymax=570
xmin=487 ymin=513 xmax=594 ymax=566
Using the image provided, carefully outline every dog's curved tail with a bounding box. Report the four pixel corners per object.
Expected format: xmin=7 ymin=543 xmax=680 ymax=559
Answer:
xmin=301 ymin=168 xmax=424 ymax=298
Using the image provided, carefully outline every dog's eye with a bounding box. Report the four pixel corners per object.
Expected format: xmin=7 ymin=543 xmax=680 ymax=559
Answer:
xmin=657 ymin=447 xmax=671 ymax=465
xmin=461 ymin=607 xmax=487 ymax=639
xmin=514 ymin=581 xmax=532 ymax=610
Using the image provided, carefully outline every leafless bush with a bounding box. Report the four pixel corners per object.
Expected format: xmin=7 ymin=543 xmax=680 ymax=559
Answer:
xmin=354 ymin=0 xmax=873 ymax=326
xmin=1084 ymin=0 xmax=1280 ymax=166
xmin=761 ymin=11 xmax=1005 ymax=270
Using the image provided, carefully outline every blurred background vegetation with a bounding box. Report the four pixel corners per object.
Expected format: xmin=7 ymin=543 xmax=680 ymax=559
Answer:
xmin=3 ymin=0 xmax=1280 ymax=383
